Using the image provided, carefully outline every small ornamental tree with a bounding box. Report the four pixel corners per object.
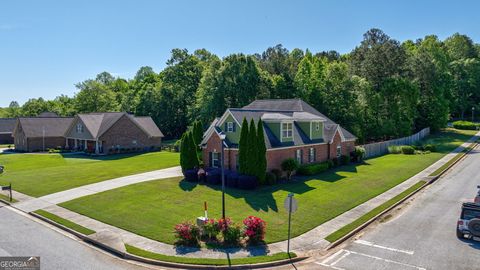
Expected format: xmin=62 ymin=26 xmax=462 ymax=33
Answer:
xmin=180 ymin=131 xmax=199 ymax=172
xmin=281 ymin=158 xmax=299 ymax=180
xmin=192 ymin=120 xmax=203 ymax=149
xmin=179 ymin=132 xmax=187 ymax=171
xmin=256 ymin=119 xmax=267 ymax=184
xmin=238 ymin=117 xmax=249 ymax=175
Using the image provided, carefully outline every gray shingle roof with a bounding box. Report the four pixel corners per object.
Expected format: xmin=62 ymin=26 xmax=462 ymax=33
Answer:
xmin=76 ymin=112 xmax=163 ymax=138
xmin=17 ymin=117 xmax=74 ymax=138
xmin=218 ymin=99 xmax=356 ymax=149
xmin=132 ymin=116 xmax=164 ymax=137
xmin=0 ymin=118 xmax=16 ymax=133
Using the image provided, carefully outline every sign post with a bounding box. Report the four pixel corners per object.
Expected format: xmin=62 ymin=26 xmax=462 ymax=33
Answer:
xmin=284 ymin=192 xmax=298 ymax=256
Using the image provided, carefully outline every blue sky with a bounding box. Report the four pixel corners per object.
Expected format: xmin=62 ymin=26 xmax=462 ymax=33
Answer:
xmin=1 ymin=0 xmax=479 ymax=107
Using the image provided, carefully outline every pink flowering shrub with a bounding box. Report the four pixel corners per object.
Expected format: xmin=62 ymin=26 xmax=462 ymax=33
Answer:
xmin=218 ymin=217 xmax=232 ymax=232
xmin=174 ymin=221 xmax=200 ymax=245
xmin=243 ymin=216 xmax=266 ymax=243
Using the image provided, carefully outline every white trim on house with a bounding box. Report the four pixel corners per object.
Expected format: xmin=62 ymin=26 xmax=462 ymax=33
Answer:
xmin=217 ymin=109 xmax=242 ymax=129
xmin=280 ymin=121 xmax=294 ymax=142
xmin=329 ymin=125 xmax=347 ymax=143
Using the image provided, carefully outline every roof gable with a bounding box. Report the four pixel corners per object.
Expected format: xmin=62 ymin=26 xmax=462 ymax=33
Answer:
xmin=15 ymin=117 xmax=74 ymax=138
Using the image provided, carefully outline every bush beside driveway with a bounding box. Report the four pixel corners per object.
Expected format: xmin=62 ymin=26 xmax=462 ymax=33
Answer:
xmin=59 ymin=129 xmax=477 ymax=245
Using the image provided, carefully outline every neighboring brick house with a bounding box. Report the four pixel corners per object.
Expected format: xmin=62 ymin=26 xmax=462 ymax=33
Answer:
xmin=64 ymin=112 xmax=163 ymax=154
xmin=201 ymin=99 xmax=356 ymax=172
xmin=0 ymin=118 xmax=16 ymax=144
xmin=12 ymin=116 xmax=74 ymax=152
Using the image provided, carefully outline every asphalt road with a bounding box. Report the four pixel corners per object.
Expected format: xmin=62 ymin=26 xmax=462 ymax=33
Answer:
xmin=313 ymin=147 xmax=480 ymax=270
xmin=0 ymin=206 xmax=160 ymax=270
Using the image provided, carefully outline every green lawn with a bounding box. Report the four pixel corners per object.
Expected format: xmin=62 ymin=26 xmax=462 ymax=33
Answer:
xmin=34 ymin=209 xmax=96 ymax=235
xmin=126 ymin=244 xmax=296 ymax=266
xmin=60 ymin=129 xmax=476 ymax=245
xmin=0 ymin=144 xmax=13 ymax=148
xmin=0 ymin=151 xmax=179 ymax=197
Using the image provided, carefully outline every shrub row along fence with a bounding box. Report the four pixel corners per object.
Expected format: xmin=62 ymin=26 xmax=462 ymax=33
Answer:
xmin=361 ymin=127 xmax=430 ymax=159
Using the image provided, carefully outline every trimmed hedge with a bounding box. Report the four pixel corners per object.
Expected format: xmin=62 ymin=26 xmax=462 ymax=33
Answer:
xmin=297 ymin=162 xmax=329 ymax=176
xmin=237 ymin=175 xmax=258 ymax=190
xmin=401 ymin=145 xmax=415 ymax=155
xmin=206 ymin=170 xmax=221 ymax=185
xmin=184 ymin=169 xmax=198 ymax=182
xmin=265 ymin=172 xmax=277 ymax=185
xmin=453 ymin=120 xmax=478 ymax=130
xmin=226 ymin=172 xmax=239 ymax=188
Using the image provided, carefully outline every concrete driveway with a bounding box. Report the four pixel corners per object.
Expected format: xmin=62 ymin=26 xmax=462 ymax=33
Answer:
xmin=14 ymin=166 xmax=182 ymax=212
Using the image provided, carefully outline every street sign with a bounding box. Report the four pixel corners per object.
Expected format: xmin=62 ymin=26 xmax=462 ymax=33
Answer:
xmin=284 ymin=193 xmax=298 ymax=256
xmin=284 ymin=195 xmax=298 ymax=213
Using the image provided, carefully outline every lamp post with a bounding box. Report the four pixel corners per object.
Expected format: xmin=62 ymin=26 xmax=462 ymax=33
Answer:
xmin=219 ymin=132 xmax=226 ymax=220
xmin=472 ymin=107 xmax=475 ymax=123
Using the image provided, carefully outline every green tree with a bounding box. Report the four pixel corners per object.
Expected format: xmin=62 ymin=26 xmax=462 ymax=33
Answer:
xmin=74 ymin=79 xmax=119 ymax=113
xmin=238 ymin=117 xmax=249 ymax=175
xmin=6 ymin=101 xmax=21 ymax=117
xmin=180 ymin=131 xmax=199 ymax=172
xmin=246 ymin=118 xmax=257 ymax=176
xmin=256 ymin=119 xmax=267 ymax=184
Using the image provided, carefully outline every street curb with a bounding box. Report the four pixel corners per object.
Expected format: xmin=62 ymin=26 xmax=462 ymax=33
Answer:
xmin=326 ymin=141 xmax=479 ymax=250
xmin=28 ymin=211 xmax=307 ymax=269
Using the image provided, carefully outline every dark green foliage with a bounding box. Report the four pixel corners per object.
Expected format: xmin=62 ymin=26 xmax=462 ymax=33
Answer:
xmin=424 ymin=144 xmax=436 ymax=152
xmin=238 ymin=118 xmax=249 ymax=175
xmin=453 ymin=121 xmax=478 ymax=130
xmin=192 ymin=121 xmax=203 ymax=147
xmin=265 ymin=172 xmax=277 ymax=185
xmin=180 ymin=131 xmax=199 ymax=172
xmin=297 ymin=162 xmax=329 ymax=176
xmin=281 ymin=158 xmax=299 ymax=180
xmin=271 ymin=169 xmax=282 ymax=180
xmin=256 ymin=119 xmax=267 ymax=184
xmin=401 ymin=145 xmax=415 ymax=155
xmin=340 ymin=155 xmax=351 ymax=165
xmin=354 ymin=146 xmax=366 ymax=161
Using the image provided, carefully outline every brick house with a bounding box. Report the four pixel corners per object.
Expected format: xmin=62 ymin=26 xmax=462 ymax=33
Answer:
xmin=64 ymin=112 xmax=163 ymax=154
xmin=12 ymin=116 xmax=74 ymax=152
xmin=201 ymin=99 xmax=356 ymax=172
xmin=0 ymin=118 xmax=16 ymax=144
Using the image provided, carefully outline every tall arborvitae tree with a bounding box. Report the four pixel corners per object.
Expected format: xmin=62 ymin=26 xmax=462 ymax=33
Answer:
xmin=179 ymin=131 xmax=199 ymax=172
xmin=256 ymin=119 xmax=267 ymax=184
xmin=192 ymin=120 xmax=203 ymax=151
xmin=238 ymin=117 xmax=249 ymax=174
xmin=246 ymin=118 xmax=257 ymax=176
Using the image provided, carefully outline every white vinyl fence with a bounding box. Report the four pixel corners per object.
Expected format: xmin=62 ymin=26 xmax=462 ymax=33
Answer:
xmin=361 ymin=127 xmax=430 ymax=159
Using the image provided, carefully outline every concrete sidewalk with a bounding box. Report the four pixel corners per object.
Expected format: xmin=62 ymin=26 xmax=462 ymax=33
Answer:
xmin=13 ymin=166 xmax=182 ymax=212
xmin=7 ymin=132 xmax=479 ymax=260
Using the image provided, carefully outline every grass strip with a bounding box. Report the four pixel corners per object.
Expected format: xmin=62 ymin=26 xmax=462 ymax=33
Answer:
xmin=325 ymin=180 xmax=426 ymax=243
xmin=125 ymin=244 xmax=296 ymax=266
xmin=0 ymin=193 xmax=17 ymax=203
xmin=34 ymin=209 xmax=96 ymax=235
xmin=429 ymin=143 xmax=475 ymax=177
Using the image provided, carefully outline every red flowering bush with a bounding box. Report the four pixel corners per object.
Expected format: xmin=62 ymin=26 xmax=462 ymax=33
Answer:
xmin=243 ymin=216 xmax=266 ymax=243
xmin=218 ymin=217 xmax=232 ymax=232
xmin=174 ymin=221 xmax=200 ymax=246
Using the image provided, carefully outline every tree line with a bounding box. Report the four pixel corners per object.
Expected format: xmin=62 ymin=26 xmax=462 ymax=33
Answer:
xmin=2 ymin=28 xmax=480 ymax=143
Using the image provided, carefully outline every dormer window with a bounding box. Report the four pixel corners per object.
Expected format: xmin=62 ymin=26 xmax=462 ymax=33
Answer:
xmin=282 ymin=122 xmax=293 ymax=139
xmin=315 ymin=122 xmax=320 ymax=131
xmin=227 ymin=122 xmax=234 ymax=132
xmin=76 ymin=123 xmax=84 ymax=133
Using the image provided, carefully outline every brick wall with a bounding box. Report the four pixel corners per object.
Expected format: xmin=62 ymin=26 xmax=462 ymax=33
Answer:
xmin=100 ymin=115 xmax=162 ymax=152
xmin=266 ymin=143 xmax=329 ymax=172
xmin=27 ymin=137 xmax=66 ymax=152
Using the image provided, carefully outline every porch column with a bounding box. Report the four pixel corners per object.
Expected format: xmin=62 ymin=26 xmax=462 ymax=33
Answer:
xmin=84 ymin=140 xmax=87 ymax=150
xmin=74 ymin=139 xmax=77 ymax=149
xmin=65 ymin=138 xmax=69 ymax=148
xmin=95 ymin=140 xmax=99 ymax=154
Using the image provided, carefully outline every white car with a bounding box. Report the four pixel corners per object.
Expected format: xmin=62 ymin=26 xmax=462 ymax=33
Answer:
xmin=457 ymin=202 xmax=480 ymax=240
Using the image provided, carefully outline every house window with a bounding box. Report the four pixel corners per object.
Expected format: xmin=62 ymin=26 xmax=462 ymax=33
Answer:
xmin=336 ymin=145 xmax=342 ymax=158
xmin=296 ymin=149 xmax=302 ymax=164
xmin=309 ymin=147 xmax=316 ymax=163
xmin=282 ymin=122 xmax=293 ymax=140
xmin=132 ymin=140 xmax=137 ymax=145
xmin=227 ymin=122 xmax=234 ymax=132
xmin=76 ymin=123 xmax=84 ymax=133
xmin=315 ymin=122 xmax=320 ymax=131
xmin=211 ymin=152 xmax=221 ymax=168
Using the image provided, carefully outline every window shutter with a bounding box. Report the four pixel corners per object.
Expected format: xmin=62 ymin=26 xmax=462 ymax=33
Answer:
xmin=233 ymin=122 xmax=236 ymax=132
xmin=314 ymin=148 xmax=316 ymax=162
xmin=300 ymin=149 xmax=303 ymax=164
xmin=224 ymin=122 xmax=228 ymax=131
xmin=209 ymin=152 xmax=213 ymax=167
